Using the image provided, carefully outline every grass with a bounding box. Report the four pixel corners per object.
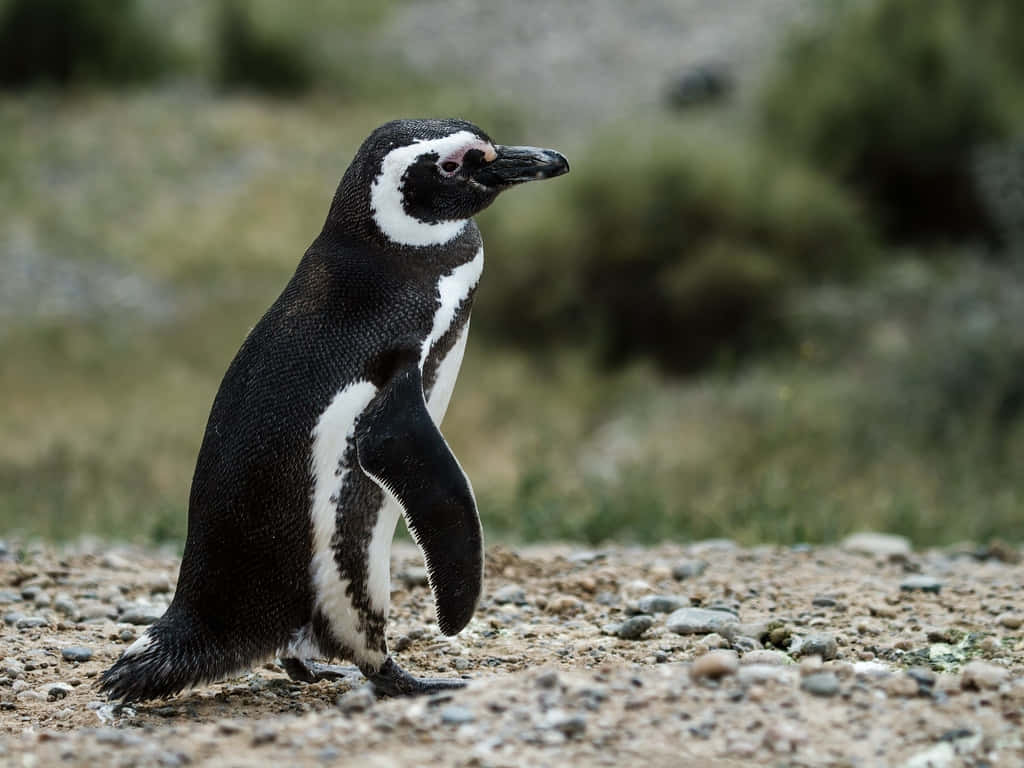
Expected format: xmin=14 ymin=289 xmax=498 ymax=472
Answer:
xmin=1 ymin=90 xmax=1021 ymax=548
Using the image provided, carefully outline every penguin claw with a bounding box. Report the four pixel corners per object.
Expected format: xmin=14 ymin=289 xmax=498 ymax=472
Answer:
xmin=367 ymin=656 xmax=467 ymax=697
xmin=280 ymin=657 xmax=361 ymax=684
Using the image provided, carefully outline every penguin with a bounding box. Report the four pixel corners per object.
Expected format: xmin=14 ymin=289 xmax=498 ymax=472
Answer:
xmin=100 ymin=119 xmax=569 ymax=700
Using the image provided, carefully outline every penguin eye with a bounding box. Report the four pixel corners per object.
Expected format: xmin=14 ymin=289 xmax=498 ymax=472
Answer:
xmin=440 ymin=161 xmax=460 ymax=173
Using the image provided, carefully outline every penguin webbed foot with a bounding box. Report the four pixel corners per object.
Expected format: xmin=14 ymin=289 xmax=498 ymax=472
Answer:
xmin=280 ymin=657 xmax=361 ymax=684
xmin=367 ymin=656 xmax=467 ymax=697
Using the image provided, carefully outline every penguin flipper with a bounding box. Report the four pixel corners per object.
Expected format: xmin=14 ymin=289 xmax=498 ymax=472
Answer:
xmin=356 ymin=361 xmax=483 ymax=637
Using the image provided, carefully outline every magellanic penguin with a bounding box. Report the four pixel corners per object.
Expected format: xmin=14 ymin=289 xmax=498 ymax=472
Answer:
xmin=99 ymin=119 xmax=568 ymax=701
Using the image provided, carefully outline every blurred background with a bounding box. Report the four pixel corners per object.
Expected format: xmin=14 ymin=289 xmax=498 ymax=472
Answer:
xmin=1 ymin=0 xmax=1022 ymax=547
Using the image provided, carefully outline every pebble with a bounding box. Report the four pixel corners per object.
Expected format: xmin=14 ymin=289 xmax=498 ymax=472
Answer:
xmin=794 ymin=633 xmax=838 ymax=661
xmin=47 ymin=683 xmax=73 ymax=700
xmin=612 ymin=615 xmax=654 ymax=640
xmin=899 ymin=576 xmax=942 ymax=594
xmin=801 ymin=671 xmax=840 ymax=697
xmin=2 ymin=658 xmax=25 ymax=678
xmin=544 ymin=711 xmax=587 ymax=737
xmin=53 ymin=596 xmax=77 ymax=617
xmin=996 ymin=612 xmax=1023 ymax=629
xmin=811 ymin=595 xmax=838 ymax=607
xmin=0 ymin=590 xmax=18 ymax=604
xmin=440 ymin=705 xmax=475 ymax=725
xmin=672 ymin=559 xmax=708 ymax=580
xmin=632 ymin=595 xmax=685 ymax=614
xmin=4 ymin=611 xmax=25 ymax=626
xmin=545 ymin=595 xmax=583 ymax=616
xmin=337 ymin=686 xmax=376 ymax=714
xmin=666 ymin=607 xmax=738 ymax=635
xmin=690 ymin=650 xmax=739 ymax=680
xmin=15 ymin=616 xmax=48 ymax=629
xmin=119 ymin=601 xmax=166 ymax=625
xmin=841 ymin=532 xmax=911 ymax=557
xmin=740 ymin=650 xmax=788 ymax=666
xmin=492 ymin=585 xmax=527 ymax=605
xmin=61 ymin=646 xmax=93 ymax=663
xmin=960 ymin=660 xmax=1010 ymax=691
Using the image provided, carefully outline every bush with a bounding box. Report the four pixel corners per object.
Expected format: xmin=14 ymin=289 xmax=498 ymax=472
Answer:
xmin=760 ymin=0 xmax=1024 ymax=244
xmin=214 ymin=0 xmax=314 ymax=95
xmin=477 ymin=128 xmax=872 ymax=372
xmin=0 ymin=0 xmax=168 ymax=87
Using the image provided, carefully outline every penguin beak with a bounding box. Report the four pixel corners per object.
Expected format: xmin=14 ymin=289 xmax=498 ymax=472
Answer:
xmin=472 ymin=145 xmax=570 ymax=188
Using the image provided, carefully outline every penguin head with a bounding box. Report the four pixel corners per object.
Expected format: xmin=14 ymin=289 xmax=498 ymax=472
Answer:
xmin=337 ymin=118 xmax=569 ymax=248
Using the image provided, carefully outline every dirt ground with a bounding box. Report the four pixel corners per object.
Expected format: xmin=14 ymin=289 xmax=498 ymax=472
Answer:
xmin=1 ymin=534 xmax=1022 ymax=767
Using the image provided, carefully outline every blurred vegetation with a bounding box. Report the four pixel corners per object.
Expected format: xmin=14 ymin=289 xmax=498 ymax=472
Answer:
xmin=761 ymin=0 xmax=1024 ymax=244
xmin=0 ymin=0 xmax=169 ymax=87
xmin=0 ymin=0 xmax=1022 ymax=547
xmin=478 ymin=128 xmax=873 ymax=372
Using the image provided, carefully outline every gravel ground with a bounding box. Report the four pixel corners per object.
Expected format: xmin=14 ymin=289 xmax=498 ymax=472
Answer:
xmin=1 ymin=534 xmax=1022 ymax=767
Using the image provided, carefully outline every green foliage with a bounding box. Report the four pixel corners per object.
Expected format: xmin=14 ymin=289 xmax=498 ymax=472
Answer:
xmin=761 ymin=0 xmax=1024 ymax=243
xmin=214 ymin=0 xmax=314 ymax=96
xmin=478 ymin=128 xmax=872 ymax=372
xmin=0 ymin=0 xmax=169 ymax=87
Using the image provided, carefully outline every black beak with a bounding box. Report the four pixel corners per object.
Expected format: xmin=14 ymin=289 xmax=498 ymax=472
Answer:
xmin=472 ymin=145 xmax=570 ymax=188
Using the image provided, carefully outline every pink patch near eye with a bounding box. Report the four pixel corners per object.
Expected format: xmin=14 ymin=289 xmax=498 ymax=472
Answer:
xmin=440 ymin=140 xmax=497 ymax=171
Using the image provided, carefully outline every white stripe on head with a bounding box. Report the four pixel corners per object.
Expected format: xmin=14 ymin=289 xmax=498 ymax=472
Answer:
xmin=370 ymin=131 xmax=492 ymax=247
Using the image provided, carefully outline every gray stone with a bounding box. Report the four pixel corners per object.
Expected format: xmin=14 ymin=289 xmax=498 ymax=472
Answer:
xmin=61 ymin=646 xmax=93 ymax=663
xmin=672 ymin=560 xmax=708 ymax=580
xmin=0 ymin=590 xmax=18 ymax=604
xmin=47 ymin=683 xmax=73 ymax=700
xmin=811 ymin=595 xmax=838 ymax=607
xmin=493 ymin=585 xmax=527 ymax=605
xmin=632 ymin=595 xmax=685 ymax=614
xmin=535 ymin=670 xmax=560 ymax=689
xmin=3 ymin=611 xmax=25 ymax=626
xmin=545 ymin=711 xmax=587 ymax=737
xmin=20 ymin=585 xmax=42 ymax=601
xmin=119 ymin=601 xmax=165 ymax=625
xmin=614 ymin=615 xmax=654 ymax=640
xmin=841 ymin=532 xmax=911 ymax=557
xmin=337 ymin=686 xmax=375 ymax=714
xmin=53 ymin=596 xmax=78 ymax=617
xmin=15 ymin=616 xmax=47 ymax=629
xmin=666 ymin=607 xmax=739 ymax=635
xmin=900 ymin=575 xmax=942 ymax=594
xmin=801 ymin=671 xmax=840 ymax=697
xmin=440 ymin=705 xmax=475 ymax=724
xmin=2 ymin=658 xmax=25 ymax=678
xmin=795 ymin=633 xmax=838 ymax=661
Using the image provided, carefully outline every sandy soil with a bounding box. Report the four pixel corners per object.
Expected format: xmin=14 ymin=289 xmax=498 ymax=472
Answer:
xmin=1 ymin=535 xmax=1022 ymax=767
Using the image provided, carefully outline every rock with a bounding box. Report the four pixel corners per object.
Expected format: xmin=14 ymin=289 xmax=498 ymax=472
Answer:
xmin=632 ymin=595 xmax=685 ymax=614
xmin=535 ymin=670 xmax=560 ymax=689
xmin=440 ymin=705 xmax=475 ymax=725
xmin=0 ymin=590 xmax=19 ymax=604
xmin=672 ymin=560 xmax=708 ymax=580
xmin=907 ymin=666 xmax=937 ymax=690
xmin=900 ymin=576 xmax=942 ymax=594
xmin=764 ymin=721 xmax=807 ymax=753
xmin=61 ymin=646 xmax=93 ymax=663
xmin=738 ymin=664 xmax=796 ymax=686
xmin=666 ymin=607 xmax=738 ymax=635
xmin=53 ymin=596 xmax=77 ymax=617
xmin=740 ymin=650 xmax=788 ymax=666
xmin=46 ymin=683 xmax=73 ymax=700
xmin=730 ymin=636 xmax=763 ymax=654
xmin=2 ymin=658 xmax=25 ymax=678
xmin=801 ymin=671 xmax=840 ymax=697
xmin=697 ymin=632 xmax=730 ymax=651
xmin=20 ymin=585 xmax=42 ymax=601
xmin=16 ymin=690 xmax=45 ymax=702
xmin=101 ymin=553 xmax=134 ymax=570
xmin=690 ymin=650 xmax=739 ymax=680
xmin=841 ymin=532 xmax=911 ymax=557
xmin=794 ymin=633 xmax=838 ymax=661
xmin=614 ymin=615 xmax=654 ymax=640
xmin=398 ymin=567 xmax=429 ymax=588
xmin=885 ymin=673 xmax=920 ymax=698
xmin=996 ymin=612 xmax=1023 ymax=630
xmin=119 ymin=601 xmax=165 ymax=625
xmin=902 ymin=742 xmax=955 ymax=768
xmin=15 ymin=616 xmax=47 ymax=629
xmin=545 ymin=595 xmax=583 ymax=616
xmin=811 ymin=595 xmax=838 ymax=607
xmin=960 ymin=660 xmax=1010 ymax=691
xmin=3 ymin=611 xmax=25 ymax=626
xmin=544 ymin=711 xmax=587 ymax=737
xmin=492 ymin=585 xmax=527 ymax=605
xmin=337 ymin=686 xmax=376 ymax=714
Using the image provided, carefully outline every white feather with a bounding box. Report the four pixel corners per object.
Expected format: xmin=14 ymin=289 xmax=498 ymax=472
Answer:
xmin=370 ymin=132 xmax=486 ymax=247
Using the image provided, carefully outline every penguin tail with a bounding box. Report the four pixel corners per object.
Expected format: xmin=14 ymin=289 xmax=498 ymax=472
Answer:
xmin=99 ymin=611 xmax=237 ymax=702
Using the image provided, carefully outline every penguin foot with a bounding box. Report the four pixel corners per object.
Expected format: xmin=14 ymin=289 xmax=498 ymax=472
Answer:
xmin=280 ymin=657 xmax=361 ymax=684
xmin=366 ymin=656 xmax=467 ymax=697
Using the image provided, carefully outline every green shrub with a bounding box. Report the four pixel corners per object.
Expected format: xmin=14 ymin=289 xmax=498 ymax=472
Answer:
xmin=0 ymin=0 xmax=168 ymax=87
xmin=214 ymin=0 xmax=314 ymax=95
xmin=761 ymin=0 xmax=1024 ymax=243
xmin=477 ymin=128 xmax=872 ymax=372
